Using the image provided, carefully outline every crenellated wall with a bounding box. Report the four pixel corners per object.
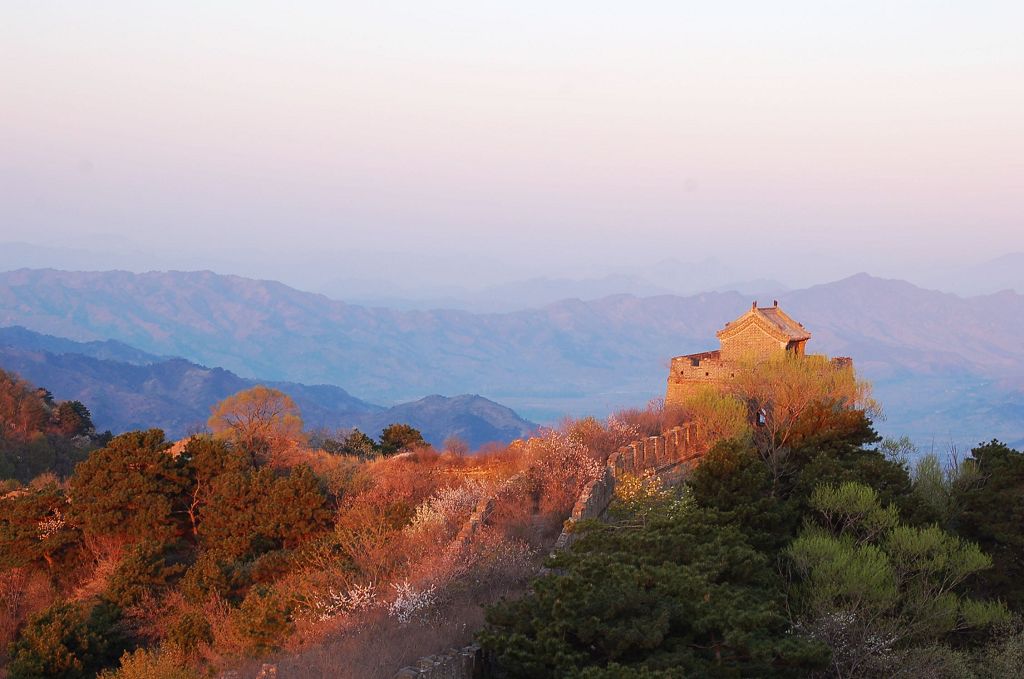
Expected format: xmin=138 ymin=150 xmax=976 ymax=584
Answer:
xmin=667 ymin=352 xmax=854 ymax=411
xmin=665 ymin=352 xmax=736 ymax=409
xmin=553 ymin=422 xmax=702 ymax=550
xmin=393 ymin=644 xmax=484 ymax=679
xmin=394 ymin=422 xmax=705 ymax=679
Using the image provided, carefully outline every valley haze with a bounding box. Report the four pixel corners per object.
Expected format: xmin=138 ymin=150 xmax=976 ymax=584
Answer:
xmin=0 ymin=267 xmax=1021 ymax=452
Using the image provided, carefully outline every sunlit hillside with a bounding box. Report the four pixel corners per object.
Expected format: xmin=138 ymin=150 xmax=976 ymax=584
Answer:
xmin=3 ymin=354 xmax=1022 ymax=678
xmin=0 ymin=371 xmax=653 ymax=677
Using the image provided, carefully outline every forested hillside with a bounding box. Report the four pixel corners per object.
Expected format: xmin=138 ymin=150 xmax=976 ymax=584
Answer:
xmin=0 ymin=372 xmax=642 ymax=678
xmin=0 ymin=368 xmax=105 ymax=481
xmin=478 ymin=360 xmax=1024 ymax=678
xmin=2 ymin=357 xmax=1021 ymax=678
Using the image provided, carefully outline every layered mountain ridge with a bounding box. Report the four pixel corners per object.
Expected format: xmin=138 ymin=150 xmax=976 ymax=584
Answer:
xmin=0 ymin=326 xmax=535 ymax=448
xmin=1 ymin=268 xmax=1021 ymax=449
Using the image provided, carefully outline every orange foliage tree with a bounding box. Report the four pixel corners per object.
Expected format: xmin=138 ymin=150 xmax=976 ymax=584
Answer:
xmin=208 ymin=386 xmax=304 ymax=459
xmin=730 ymin=354 xmax=878 ymax=487
xmin=675 ymin=385 xmax=750 ymax=447
xmin=0 ymin=369 xmax=48 ymax=441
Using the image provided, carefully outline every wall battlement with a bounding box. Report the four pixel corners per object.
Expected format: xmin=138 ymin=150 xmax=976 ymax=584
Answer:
xmin=553 ymin=422 xmax=703 ymax=551
xmin=394 ymin=422 xmax=706 ymax=678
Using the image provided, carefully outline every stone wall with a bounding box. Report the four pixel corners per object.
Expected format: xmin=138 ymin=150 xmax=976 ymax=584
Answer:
xmin=720 ymin=323 xmax=789 ymax=361
xmin=446 ymin=497 xmax=496 ymax=557
xmin=553 ymin=422 xmax=702 ymax=550
xmin=393 ymin=644 xmax=484 ymax=679
xmin=667 ymin=351 xmax=855 ymax=410
xmin=393 ymin=423 xmax=704 ymax=679
xmin=665 ymin=354 xmax=735 ymax=409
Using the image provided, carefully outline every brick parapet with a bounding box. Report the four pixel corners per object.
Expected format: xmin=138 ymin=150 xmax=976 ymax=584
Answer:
xmin=396 ymin=422 xmax=706 ymax=679
xmin=393 ymin=644 xmax=484 ymax=679
xmin=553 ymin=422 xmax=702 ymax=551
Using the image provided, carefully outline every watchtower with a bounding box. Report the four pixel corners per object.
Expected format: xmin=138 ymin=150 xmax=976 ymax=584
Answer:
xmin=665 ymin=301 xmax=835 ymax=409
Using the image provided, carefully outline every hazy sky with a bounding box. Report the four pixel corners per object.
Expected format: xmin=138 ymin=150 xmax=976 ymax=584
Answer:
xmin=2 ymin=1 xmax=1022 ymax=289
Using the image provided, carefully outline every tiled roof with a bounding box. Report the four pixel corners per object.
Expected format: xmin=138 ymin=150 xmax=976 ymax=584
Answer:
xmin=716 ymin=303 xmax=811 ymax=342
xmin=755 ymin=306 xmax=810 ymax=341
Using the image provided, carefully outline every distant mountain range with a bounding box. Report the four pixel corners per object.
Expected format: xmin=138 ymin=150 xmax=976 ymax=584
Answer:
xmin=6 ymin=241 xmax=1022 ymax=303
xmin=0 ymin=244 xmax=791 ymax=311
xmin=316 ymin=266 xmax=789 ymax=312
xmin=316 ymin=273 xmax=677 ymax=312
xmin=0 ymin=327 xmax=535 ymax=448
xmin=0 ymin=268 xmax=1021 ymax=450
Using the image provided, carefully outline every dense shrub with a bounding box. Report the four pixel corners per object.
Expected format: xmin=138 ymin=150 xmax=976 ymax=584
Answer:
xmin=179 ymin=550 xmax=248 ymax=603
xmin=105 ymin=541 xmax=186 ymax=609
xmin=8 ymin=600 xmax=124 ymax=679
xmin=69 ymin=430 xmax=186 ymax=545
xmin=98 ymin=645 xmax=199 ymax=679
xmin=0 ymin=482 xmax=80 ymax=571
xmin=164 ymin=610 xmax=213 ymax=655
xmin=481 ymin=487 xmax=828 ymax=677
xmin=235 ymin=586 xmax=293 ymax=654
xmin=952 ymin=441 xmax=1024 ymax=610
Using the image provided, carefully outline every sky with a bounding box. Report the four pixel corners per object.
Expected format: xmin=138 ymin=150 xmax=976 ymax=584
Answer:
xmin=2 ymin=1 xmax=1023 ymax=292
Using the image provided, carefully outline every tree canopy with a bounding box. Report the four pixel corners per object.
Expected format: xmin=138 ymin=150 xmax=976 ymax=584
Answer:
xmin=0 ymin=369 xmax=100 ymax=481
xmin=207 ymin=386 xmax=304 ymax=459
xmin=378 ymin=423 xmax=427 ymax=455
xmin=69 ymin=430 xmax=187 ymax=545
xmin=481 ymin=480 xmax=828 ymax=677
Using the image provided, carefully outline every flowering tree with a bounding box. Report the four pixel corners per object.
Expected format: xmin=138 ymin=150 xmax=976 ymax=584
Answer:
xmin=506 ymin=429 xmax=602 ymax=517
xmin=387 ymin=580 xmax=437 ymax=624
xmin=408 ymin=480 xmax=486 ymax=534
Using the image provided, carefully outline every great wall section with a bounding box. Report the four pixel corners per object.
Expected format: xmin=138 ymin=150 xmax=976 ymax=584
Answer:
xmin=553 ymin=422 xmax=702 ymax=550
xmin=392 ymin=302 xmax=849 ymax=677
xmin=393 ymin=422 xmax=706 ymax=679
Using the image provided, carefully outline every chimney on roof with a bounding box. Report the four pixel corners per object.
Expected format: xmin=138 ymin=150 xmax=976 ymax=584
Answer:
xmin=773 ymin=300 xmax=778 ymax=307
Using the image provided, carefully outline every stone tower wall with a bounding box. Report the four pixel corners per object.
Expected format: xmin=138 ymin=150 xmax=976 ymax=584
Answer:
xmin=719 ymin=323 xmax=788 ymax=361
xmin=665 ymin=354 xmax=735 ymax=410
xmin=667 ymin=314 xmax=811 ymax=409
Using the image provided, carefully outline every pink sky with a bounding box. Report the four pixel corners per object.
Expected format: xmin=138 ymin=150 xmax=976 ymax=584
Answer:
xmin=1 ymin=2 xmax=1022 ymax=286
